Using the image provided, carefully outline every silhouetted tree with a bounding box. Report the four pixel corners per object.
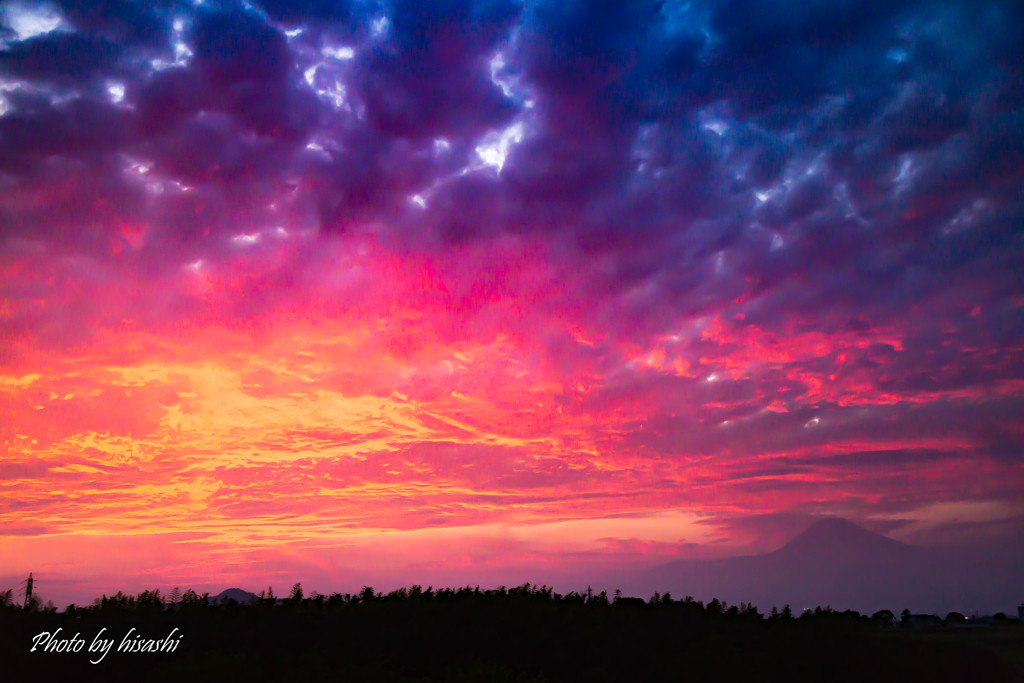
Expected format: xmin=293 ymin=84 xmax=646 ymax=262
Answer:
xmin=137 ymin=589 xmax=164 ymax=610
xmin=1 ymin=584 xmax=1018 ymax=682
xmin=179 ymin=588 xmax=206 ymax=608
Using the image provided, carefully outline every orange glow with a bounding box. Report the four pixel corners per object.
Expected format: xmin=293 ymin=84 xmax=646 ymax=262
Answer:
xmin=2 ymin=231 xmax=1022 ymax=607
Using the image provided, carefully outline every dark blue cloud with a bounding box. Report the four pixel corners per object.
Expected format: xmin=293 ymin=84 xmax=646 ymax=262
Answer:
xmin=353 ymin=0 xmax=520 ymax=140
xmin=0 ymin=0 xmax=1021 ymax=391
xmin=0 ymin=31 xmax=123 ymax=84
xmin=51 ymin=0 xmax=173 ymax=47
xmin=254 ymin=0 xmax=361 ymax=27
xmin=191 ymin=7 xmax=291 ymax=86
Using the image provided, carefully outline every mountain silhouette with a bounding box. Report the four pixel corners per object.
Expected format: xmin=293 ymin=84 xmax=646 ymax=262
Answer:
xmin=767 ymin=517 xmax=920 ymax=562
xmin=211 ymin=588 xmax=259 ymax=604
xmin=628 ymin=517 xmax=1020 ymax=615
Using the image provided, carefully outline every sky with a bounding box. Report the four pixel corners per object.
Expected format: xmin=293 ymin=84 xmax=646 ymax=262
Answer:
xmin=1 ymin=0 xmax=1022 ymax=608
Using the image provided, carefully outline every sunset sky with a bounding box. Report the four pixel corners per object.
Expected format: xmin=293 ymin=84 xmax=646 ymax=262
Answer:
xmin=1 ymin=0 xmax=1023 ymax=607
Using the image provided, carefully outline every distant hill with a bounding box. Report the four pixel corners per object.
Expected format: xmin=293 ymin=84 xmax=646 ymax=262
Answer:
xmin=210 ymin=588 xmax=259 ymax=604
xmin=770 ymin=517 xmax=918 ymax=561
xmin=628 ymin=517 xmax=1022 ymax=615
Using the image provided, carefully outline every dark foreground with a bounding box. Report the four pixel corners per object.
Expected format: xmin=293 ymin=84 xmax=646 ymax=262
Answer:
xmin=2 ymin=586 xmax=1022 ymax=682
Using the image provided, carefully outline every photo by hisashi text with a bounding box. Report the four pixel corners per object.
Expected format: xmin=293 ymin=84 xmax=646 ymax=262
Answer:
xmin=30 ymin=627 xmax=183 ymax=664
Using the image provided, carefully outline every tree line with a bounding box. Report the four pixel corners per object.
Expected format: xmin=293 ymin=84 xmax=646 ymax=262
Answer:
xmin=1 ymin=583 xmax=1019 ymax=682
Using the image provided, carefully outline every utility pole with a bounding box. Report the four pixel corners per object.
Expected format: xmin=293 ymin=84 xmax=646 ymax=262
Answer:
xmin=24 ymin=572 xmax=33 ymax=609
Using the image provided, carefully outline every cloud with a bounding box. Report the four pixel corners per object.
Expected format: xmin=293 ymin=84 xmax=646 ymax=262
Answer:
xmin=0 ymin=0 xmax=1022 ymax=599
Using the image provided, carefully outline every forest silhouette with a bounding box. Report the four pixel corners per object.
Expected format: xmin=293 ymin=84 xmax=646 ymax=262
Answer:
xmin=2 ymin=583 xmax=1021 ymax=682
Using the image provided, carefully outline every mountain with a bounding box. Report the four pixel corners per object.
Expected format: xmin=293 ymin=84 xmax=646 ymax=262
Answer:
xmin=211 ymin=588 xmax=259 ymax=604
xmin=627 ymin=518 xmax=1021 ymax=615
xmin=770 ymin=517 xmax=916 ymax=560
